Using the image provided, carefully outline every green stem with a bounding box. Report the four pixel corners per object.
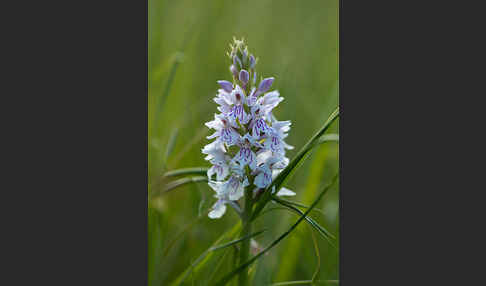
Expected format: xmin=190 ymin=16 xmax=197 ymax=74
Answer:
xmin=238 ymin=187 xmax=253 ymax=286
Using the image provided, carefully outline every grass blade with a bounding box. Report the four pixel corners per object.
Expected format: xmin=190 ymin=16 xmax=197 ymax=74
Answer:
xmin=171 ymin=225 xmax=266 ymax=286
xmin=214 ymin=175 xmax=338 ymax=286
xmin=162 ymin=128 xmax=179 ymax=169
xmin=161 ymin=176 xmax=207 ymax=195
xmin=152 ymin=52 xmax=184 ymax=136
xmin=271 ymin=198 xmax=327 ymax=216
xmin=251 ymin=107 xmax=339 ymax=221
xmin=209 ymin=229 xmax=266 ymax=251
xmin=272 ymin=197 xmax=336 ymax=248
xmin=163 ymin=167 xmax=209 ymax=178
xmin=170 ymin=223 xmax=241 ymax=286
xmin=309 ymin=224 xmax=321 ymax=282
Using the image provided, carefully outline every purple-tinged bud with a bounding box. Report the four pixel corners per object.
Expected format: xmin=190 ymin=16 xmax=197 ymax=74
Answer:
xmin=230 ymin=65 xmax=238 ymax=77
xmin=249 ymin=55 xmax=256 ymax=69
xmin=239 ymin=70 xmax=249 ymax=84
xmin=258 ymin=77 xmax=274 ymax=93
xmin=252 ymin=71 xmax=257 ymax=85
xmin=234 ymin=56 xmax=242 ymax=68
xmin=217 ymin=80 xmax=233 ymax=93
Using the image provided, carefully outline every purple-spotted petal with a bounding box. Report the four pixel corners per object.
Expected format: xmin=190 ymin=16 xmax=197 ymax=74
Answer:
xmin=220 ymin=127 xmax=240 ymax=146
xmin=252 ymin=118 xmax=268 ymax=138
xmin=254 ymin=168 xmax=272 ymax=188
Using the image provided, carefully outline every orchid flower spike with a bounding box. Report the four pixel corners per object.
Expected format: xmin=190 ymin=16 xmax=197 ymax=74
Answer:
xmin=203 ymin=38 xmax=294 ymax=219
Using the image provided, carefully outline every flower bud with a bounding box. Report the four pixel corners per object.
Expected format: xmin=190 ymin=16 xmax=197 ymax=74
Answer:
xmin=217 ymin=80 xmax=233 ymax=93
xmin=249 ymin=55 xmax=256 ymax=69
xmin=239 ymin=70 xmax=249 ymax=85
xmin=233 ymin=55 xmax=242 ymax=69
xmin=230 ymin=65 xmax=238 ymax=77
xmin=258 ymin=77 xmax=274 ymax=93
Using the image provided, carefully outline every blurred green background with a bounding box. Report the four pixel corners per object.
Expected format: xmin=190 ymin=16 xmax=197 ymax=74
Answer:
xmin=148 ymin=0 xmax=339 ymax=285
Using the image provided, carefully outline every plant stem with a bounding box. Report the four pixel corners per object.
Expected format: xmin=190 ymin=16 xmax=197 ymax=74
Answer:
xmin=238 ymin=188 xmax=253 ymax=286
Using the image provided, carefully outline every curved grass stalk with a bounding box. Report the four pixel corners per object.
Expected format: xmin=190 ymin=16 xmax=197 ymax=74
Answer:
xmin=161 ymin=128 xmax=179 ymax=171
xmin=271 ymin=197 xmax=336 ymax=248
xmin=162 ymin=208 xmax=210 ymax=258
xmin=171 ymin=224 xmax=265 ymax=286
xmin=214 ymin=175 xmax=338 ymax=286
xmin=206 ymin=247 xmax=232 ymax=285
xmin=270 ymin=198 xmax=327 ymax=216
xmin=309 ymin=224 xmax=321 ymax=283
xmin=161 ymin=176 xmax=208 ymax=195
xmin=163 ymin=167 xmax=209 ymax=178
xmin=170 ymin=223 xmax=241 ymax=286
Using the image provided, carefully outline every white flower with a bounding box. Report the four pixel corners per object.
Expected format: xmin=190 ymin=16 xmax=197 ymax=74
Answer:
xmin=253 ymin=151 xmax=289 ymax=188
xmin=254 ymin=164 xmax=272 ymax=188
xmin=208 ymin=197 xmax=228 ymax=219
xmin=257 ymin=90 xmax=283 ymax=116
xmin=202 ymin=140 xmax=226 ymax=162
xmin=249 ymin=106 xmax=270 ymax=140
xmin=205 ymin=114 xmax=241 ymax=147
xmin=207 ymin=161 xmax=229 ymax=181
xmin=227 ymin=85 xmax=251 ymax=127
xmin=232 ymin=134 xmax=260 ymax=170
xmin=208 ymin=181 xmax=230 ymax=219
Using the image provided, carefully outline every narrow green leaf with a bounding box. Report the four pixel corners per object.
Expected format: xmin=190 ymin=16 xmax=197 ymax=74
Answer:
xmin=155 ymin=52 xmax=184 ymax=122
xmin=309 ymin=224 xmax=321 ymax=283
xmin=271 ymin=198 xmax=326 ymax=216
xmin=163 ymin=167 xmax=209 ymax=178
xmin=162 ymin=208 xmax=210 ymax=258
xmin=164 ymin=128 xmax=179 ymax=164
xmin=205 ymin=247 xmax=232 ymax=286
xmin=272 ymin=197 xmax=336 ymax=248
xmin=210 ymin=229 xmax=266 ymax=251
xmin=170 ymin=223 xmax=241 ymax=286
xmin=214 ymin=175 xmax=338 ymax=286
xmin=171 ymin=225 xmax=265 ymax=286
xmin=161 ymin=176 xmax=207 ymax=194
xmin=251 ymin=107 xmax=339 ymax=221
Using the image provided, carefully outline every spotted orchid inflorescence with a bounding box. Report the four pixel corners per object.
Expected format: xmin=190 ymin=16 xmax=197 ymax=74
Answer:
xmin=202 ymin=38 xmax=295 ymax=219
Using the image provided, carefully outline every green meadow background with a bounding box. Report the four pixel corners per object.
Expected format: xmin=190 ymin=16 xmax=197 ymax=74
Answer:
xmin=148 ymin=0 xmax=339 ymax=285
